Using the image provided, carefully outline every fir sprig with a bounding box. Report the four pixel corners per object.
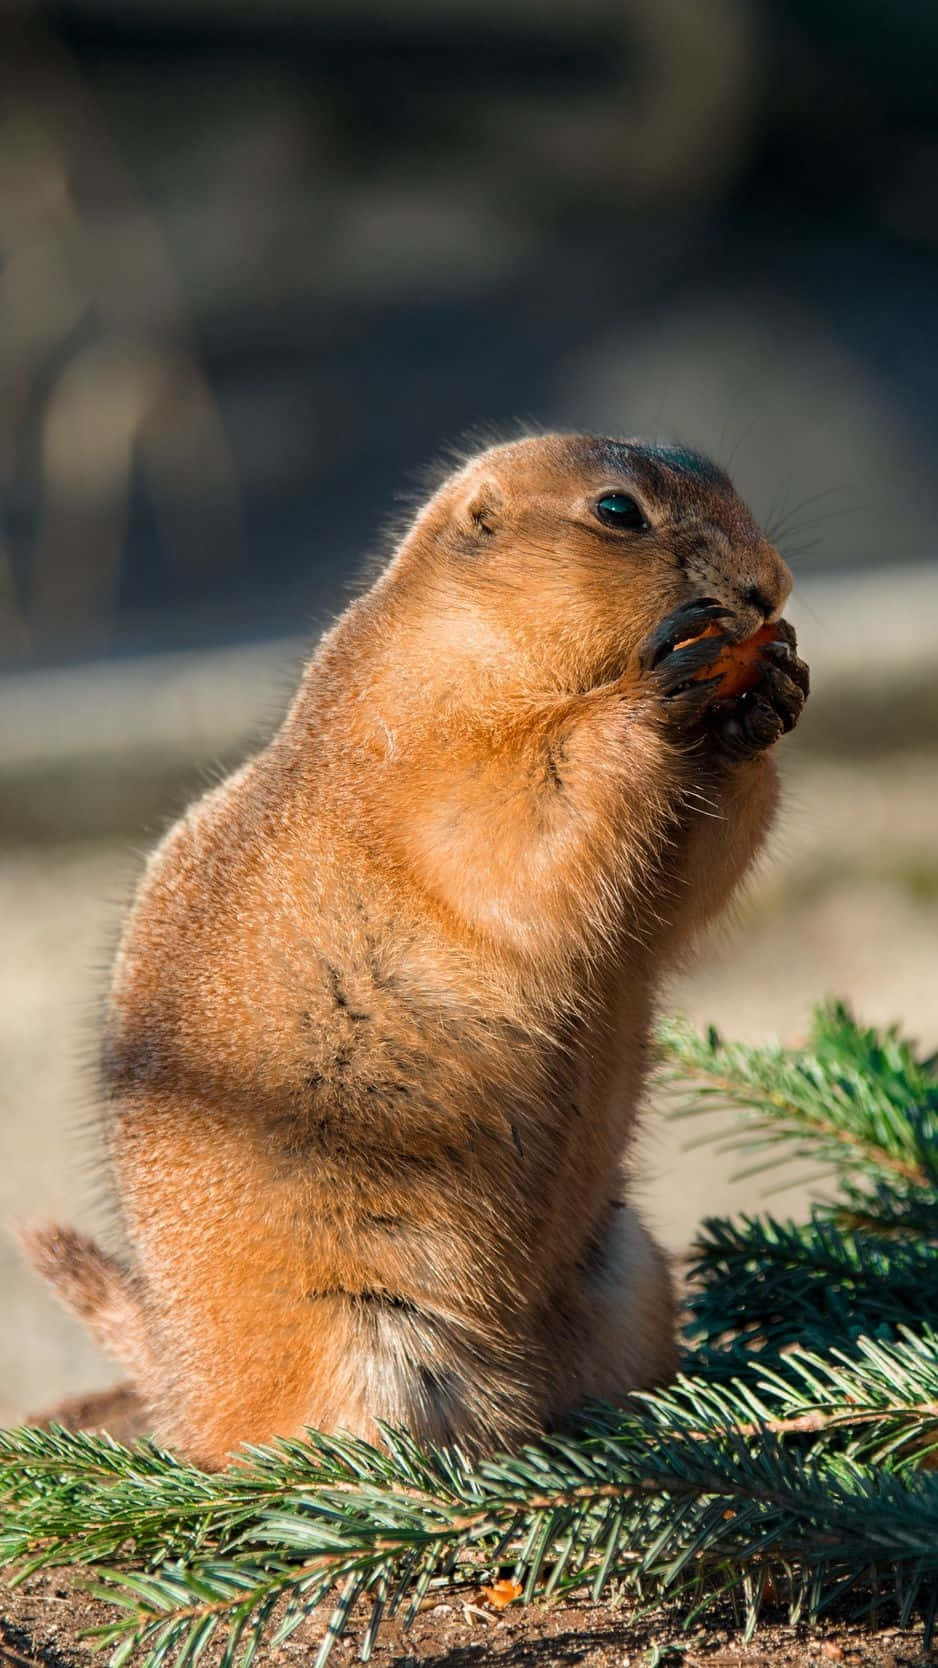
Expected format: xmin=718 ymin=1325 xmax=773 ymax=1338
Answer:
xmin=5 ymin=1393 xmax=938 ymax=1663
xmin=658 ymin=1002 xmax=938 ymax=1227
xmin=687 ymin=1213 xmax=938 ymax=1359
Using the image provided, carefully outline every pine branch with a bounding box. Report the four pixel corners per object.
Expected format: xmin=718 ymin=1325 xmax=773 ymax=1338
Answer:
xmin=657 ymin=1003 xmax=938 ymax=1210
xmin=686 ymin=1213 xmax=938 ymax=1361
xmin=753 ymin=1331 xmax=938 ymax=1466
xmin=632 ymin=1331 xmax=938 ymax=1464
xmin=7 ymin=1363 xmax=938 ymax=1663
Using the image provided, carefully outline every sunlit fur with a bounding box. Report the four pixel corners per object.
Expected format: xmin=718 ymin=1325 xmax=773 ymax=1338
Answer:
xmin=27 ymin=434 xmax=798 ymax=1467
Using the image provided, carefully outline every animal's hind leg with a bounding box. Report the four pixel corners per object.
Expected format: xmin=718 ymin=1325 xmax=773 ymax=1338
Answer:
xmin=559 ymin=1203 xmax=679 ymax=1410
xmin=110 ymin=1094 xmax=343 ymax=1467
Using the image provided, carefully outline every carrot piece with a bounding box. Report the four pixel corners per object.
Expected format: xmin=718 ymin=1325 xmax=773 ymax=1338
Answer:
xmin=675 ymin=621 xmax=780 ymax=698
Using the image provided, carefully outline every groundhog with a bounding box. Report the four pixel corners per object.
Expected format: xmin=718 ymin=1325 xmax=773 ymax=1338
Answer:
xmin=25 ymin=433 xmax=809 ymax=1468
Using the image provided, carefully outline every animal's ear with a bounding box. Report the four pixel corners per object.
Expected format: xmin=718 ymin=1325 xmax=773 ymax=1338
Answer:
xmin=457 ymin=475 xmax=503 ymax=541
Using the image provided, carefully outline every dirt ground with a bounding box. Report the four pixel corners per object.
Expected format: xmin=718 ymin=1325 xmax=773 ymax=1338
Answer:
xmin=2 ymin=1574 xmax=934 ymax=1668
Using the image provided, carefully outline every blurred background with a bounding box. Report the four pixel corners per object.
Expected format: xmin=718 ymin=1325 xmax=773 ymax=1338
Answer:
xmin=1 ymin=0 xmax=936 ymax=1417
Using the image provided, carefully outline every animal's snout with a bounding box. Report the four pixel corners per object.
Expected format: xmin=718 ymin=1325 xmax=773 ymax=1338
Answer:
xmin=733 ymin=544 xmax=792 ymax=632
xmin=742 ymin=583 xmax=775 ymax=621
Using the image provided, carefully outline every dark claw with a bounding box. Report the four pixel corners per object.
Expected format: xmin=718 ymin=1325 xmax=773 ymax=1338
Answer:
xmin=640 ymin=598 xmax=732 ymax=673
xmin=762 ymin=641 xmax=810 ymax=699
xmin=662 ymin=673 xmax=725 ymax=725
xmin=656 ymin=635 xmax=724 ymax=696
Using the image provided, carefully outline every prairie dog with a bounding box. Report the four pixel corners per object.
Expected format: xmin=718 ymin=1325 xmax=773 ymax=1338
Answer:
xmin=27 ymin=434 xmax=809 ymax=1467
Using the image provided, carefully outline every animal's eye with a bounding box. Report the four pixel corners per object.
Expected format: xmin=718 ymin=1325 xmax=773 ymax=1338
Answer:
xmin=595 ymin=492 xmax=647 ymax=530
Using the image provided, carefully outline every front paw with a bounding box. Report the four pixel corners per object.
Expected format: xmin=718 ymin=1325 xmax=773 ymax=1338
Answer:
xmin=708 ymin=625 xmax=810 ymax=760
xmin=638 ymin=598 xmax=733 ymax=731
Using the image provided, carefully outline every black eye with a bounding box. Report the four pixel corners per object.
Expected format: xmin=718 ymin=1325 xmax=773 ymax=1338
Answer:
xmin=596 ymin=492 xmax=647 ymax=531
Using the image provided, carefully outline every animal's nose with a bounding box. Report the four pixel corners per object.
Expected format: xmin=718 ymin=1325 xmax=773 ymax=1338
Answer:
xmin=742 ymin=583 xmax=774 ymax=620
xmin=740 ymin=545 xmax=792 ymax=621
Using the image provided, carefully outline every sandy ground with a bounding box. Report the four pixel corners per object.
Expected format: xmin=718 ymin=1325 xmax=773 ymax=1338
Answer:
xmin=2 ymin=746 xmax=937 ymax=1423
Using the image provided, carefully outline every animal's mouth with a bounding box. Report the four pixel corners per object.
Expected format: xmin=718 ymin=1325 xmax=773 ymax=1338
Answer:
xmin=686 ymin=594 xmax=782 ymax=646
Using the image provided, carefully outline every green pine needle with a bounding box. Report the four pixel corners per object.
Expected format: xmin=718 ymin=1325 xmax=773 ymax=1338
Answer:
xmin=657 ymin=1001 xmax=938 ymax=1218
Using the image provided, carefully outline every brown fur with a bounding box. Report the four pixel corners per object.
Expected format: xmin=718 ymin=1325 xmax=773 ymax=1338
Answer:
xmin=27 ymin=434 xmax=805 ymax=1467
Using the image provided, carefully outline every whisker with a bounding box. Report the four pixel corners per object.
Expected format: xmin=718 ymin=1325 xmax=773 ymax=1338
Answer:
xmin=766 ymin=485 xmax=851 ymax=545
xmin=789 ymin=589 xmax=826 ymax=630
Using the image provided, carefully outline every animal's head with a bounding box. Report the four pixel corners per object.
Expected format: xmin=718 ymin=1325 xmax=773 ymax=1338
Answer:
xmin=383 ymin=433 xmax=792 ymax=699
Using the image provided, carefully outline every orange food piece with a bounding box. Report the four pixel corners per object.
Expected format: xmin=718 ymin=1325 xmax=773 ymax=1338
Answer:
xmin=481 ymin=1579 xmax=523 ymax=1609
xmin=675 ymin=621 xmax=780 ymax=699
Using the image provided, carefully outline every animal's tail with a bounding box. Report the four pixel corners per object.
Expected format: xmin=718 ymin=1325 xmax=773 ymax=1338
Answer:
xmin=19 ymin=1222 xmax=155 ymax=1389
